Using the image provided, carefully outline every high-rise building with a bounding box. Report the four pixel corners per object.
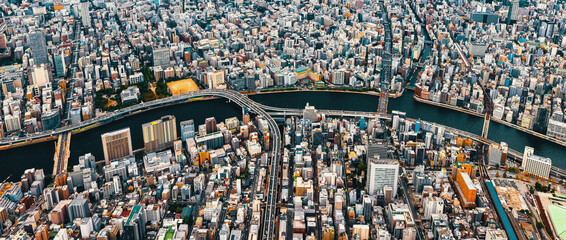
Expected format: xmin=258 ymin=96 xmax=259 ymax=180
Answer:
xmin=422 ymin=197 xmax=444 ymax=219
xmin=488 ymin=143 xmax=507 ymax=165
xmin=68 ymin=198 xmax=90 ymax=220
xmin=123 ymin=205 xmax=145 ymax=240
xmin=524 ymin=154 xmax=552 ymax=179
xmin=53 ymin=51 xmax=66 ymax=77
xmin=142 ymin=115 xmax=177 ymax=153
xmin=366 ymin=159 xmax=399 ymax=197
xmin=206 ymin=70 xmax=225 ymax=89
xmin=30 ymin=64 xmax=51 ymax=88
xmin=180 ymin=119 xmax=195 ymax=141
xmin=547 ymin=119 xmax=566 ymax=141
xmin=507 ymin=0 xmax=519 ymax=24
xmin=533 ymin=106 xmax=550 ymax=133
xmin=152 ymin=47 xmax=170 ymax=67
xmin=455 ymin=170 xmax=477 ymax=208
xmin=28 ymin=30 xmax=49 ymax=65
xmin=522 ymin=146 xmax=535 ymax=169
xmin=205 ymin=117 xmax=217 ymax=133
xmin=352 ymin=224 xmax=370 ymax=240
xmin=101 ymin=128 xmax=133 ymax=165
xmin=78 ymin=1 xmax=91 ymax=26
xmin=41 ymin=110 xmax=60 ymax=131
xmin=4 ymin=114 xmax=21 ymax=132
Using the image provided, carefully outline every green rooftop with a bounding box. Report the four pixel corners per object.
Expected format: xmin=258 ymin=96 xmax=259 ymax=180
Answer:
xmin=165 ymin=226 xmax=175 ymax=240
xmin=547 ymin=204 xmax=566 ymax=240
xmin=126 ymin=205 xmax=141 ymax=226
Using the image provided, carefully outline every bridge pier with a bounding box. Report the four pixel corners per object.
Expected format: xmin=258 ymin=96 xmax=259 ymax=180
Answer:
xmin=481 ymin=114 xmax=490 ymax=139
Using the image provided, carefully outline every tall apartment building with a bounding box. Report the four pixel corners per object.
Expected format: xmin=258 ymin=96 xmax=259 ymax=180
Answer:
xmin=101 ymin=128 xmax=133 ymax=165
xmin=366 ymin=159 xmax=399 ymax=197
xmin=455 ymin=170 xmax=477 ymax=208
xmin=205 ymin=117 xmax=217 ymax=134
xmin=142 ymin=115 xmax=177 ymax=153
xmin=180 ymin=119 xmax=195 ymax=141
xmin=28 ymin=30 xmax=49 ymax=65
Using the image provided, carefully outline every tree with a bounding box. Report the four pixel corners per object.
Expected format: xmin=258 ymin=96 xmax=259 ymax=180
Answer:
xmin=495 ymin=172 xmax=500 ymax=177
xmin=503 ymin=171 xmax=508 ymax=178
xmin=529 ymin=186 xmax=534 ymax=194
xmin=357 ymin=163 xmax=367 ymax=173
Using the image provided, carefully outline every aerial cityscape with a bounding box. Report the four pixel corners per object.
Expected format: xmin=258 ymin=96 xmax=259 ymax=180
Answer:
xmin=0 ymin=0 xmax=565 ymax=239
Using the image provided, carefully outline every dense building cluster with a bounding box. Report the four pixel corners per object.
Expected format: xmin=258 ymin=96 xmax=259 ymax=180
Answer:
xmin=412 ymin=0 xmax=566 ymax=141
xmin=0 ymin=0 xmax=429 ymax=140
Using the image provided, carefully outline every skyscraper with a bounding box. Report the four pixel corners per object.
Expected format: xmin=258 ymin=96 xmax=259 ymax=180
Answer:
xmin=101 ymin=128 xmax=133 ymax=165
xmin=366 ymin=159 xmax=399 ymax=197
xmin=205 ymin=117 xmax=217 ymax=134
xmin=507 ymin=0 xmax=519 ymax=24
xmin=28 ymin=30 xmax=49 ymax=65
xmin=142 ymin=115 xmax=177 ymax=153
xmin=533 ymin=106 xmax=550 ymax=133
xmin=78 ymin=0 xmax=91 ymax=26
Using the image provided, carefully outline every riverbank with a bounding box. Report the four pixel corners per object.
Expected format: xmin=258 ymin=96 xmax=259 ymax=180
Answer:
xmin=413 ymin=95 xmax=484 ymax=118
xmin=252 ymin=87 xmax=405 ymax=98
xmin=0 ymin=96 xmax=219 ymax=151
xmin=413 ymin=94 xmax=566 ymax=148
xmin=0 ymin=135 xmax=57 ymax=151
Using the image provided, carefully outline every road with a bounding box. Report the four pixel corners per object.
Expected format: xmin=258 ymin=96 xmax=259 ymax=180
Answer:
xmin=398 ymin=175 xmax=425 ymax=240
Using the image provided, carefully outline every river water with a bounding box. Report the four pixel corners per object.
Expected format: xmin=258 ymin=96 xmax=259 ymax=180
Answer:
xmin=1 ymin=91 xmax=564 ymax=180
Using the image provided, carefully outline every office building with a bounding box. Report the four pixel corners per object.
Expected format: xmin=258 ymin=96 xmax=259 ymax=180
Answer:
xmin=195 ymin=132 xmax=224 ymax=149
xmin=152 ymin=47 xmax=170 ymax=67
xmin=523 ymin=155 xmax=551 ymax=179
xmin=487 ymin=143 xmax=507 ymax=165
xmin=28 ymin=30 xmax=49 ymax=65
xmin=5 ymin=114 xmax=21 ymax=132
xmin=546 ymin=119 xmax=566 ymax=141
xmin=123 ymin=205 xmax=145 ymax=240
xmin=522 ymin=146 xmax=535 ymax=169
xmin=101 ymin=128 xmax=133 ymax=164
xmin=41 ymin=110 xmax=60 ymax=131
xmin=366 ymin=159 xmax=399 ymax=197
xmin=79 ymin=1 xmax=91 ymax=26
xmin=68 ymin=198 xmax=90 ymax=220
xmin=142 ymin=115 xmax=177 ymax=153
xmin=180 ymin=119 xmax=195 ymax=141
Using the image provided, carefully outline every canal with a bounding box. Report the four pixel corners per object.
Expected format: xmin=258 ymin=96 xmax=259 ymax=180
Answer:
xmin=1 ymin=92 xmax=565 ymax=180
